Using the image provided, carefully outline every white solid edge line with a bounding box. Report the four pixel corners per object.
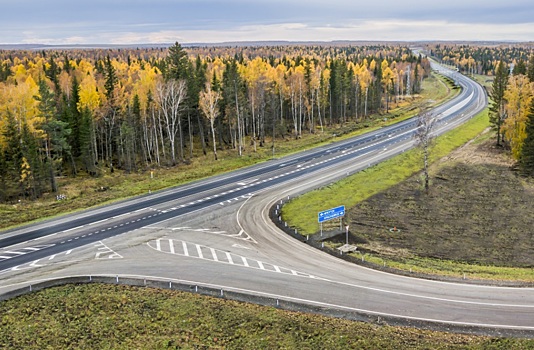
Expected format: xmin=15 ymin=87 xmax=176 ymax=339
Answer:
xmin=2 ymin=274 xmax=531 ymax=331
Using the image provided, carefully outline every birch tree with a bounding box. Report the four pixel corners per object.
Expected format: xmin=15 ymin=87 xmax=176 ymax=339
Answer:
xmin=414 ymin=111 xmax=436 ymax=193
xmin=502 ymin=75 xmax=533 ymax=160
xmin=156 ymin=79 xmax=187 ymax=165
xmin=199 ymin=82 xmax=221 ymax=160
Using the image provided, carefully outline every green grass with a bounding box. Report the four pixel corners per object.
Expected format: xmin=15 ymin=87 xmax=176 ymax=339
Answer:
xmin=282 ymin=109 xmax=490 ymax=235
xmin=1 ymin=283 xmax=531 ymax=349
xmin=360 ymin=254 xmax=534 ymax=282
xmin=282 ymin=106 xmax=534 ymax=282
xmin=0 ymin=72 xmax=455 ymax=231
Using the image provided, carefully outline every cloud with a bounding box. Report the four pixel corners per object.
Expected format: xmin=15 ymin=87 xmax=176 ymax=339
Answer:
xmin=120 ymin=21 xmax=534 ymax=44
xmin=0 ymin=0 xmax=532 ymax=44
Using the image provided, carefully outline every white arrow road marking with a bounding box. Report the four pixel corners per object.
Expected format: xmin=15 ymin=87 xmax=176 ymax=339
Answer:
xmin=0 ymin=244 xmax=56 ymax=261
xmin=150 ymin=226 xmax=256 ymax=243
xmin=232 ymin=244 xmax=252 ymax=250
xmin=94 ymin=241 xmax=123 ymax=259
xmin=3 ymin=249 xmax=73 ymax=274
xmin=237 ymin=178 xmax=259 ymax=186
xmin=29 ymin=260 xmax=43 ymax=268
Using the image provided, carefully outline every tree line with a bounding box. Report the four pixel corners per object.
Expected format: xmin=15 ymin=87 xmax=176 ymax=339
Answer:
xmin=489 ymin=54 xmax=534 ymax=175
xmin=427 ymin=42 xmax=534 ymax=175
xmin=428 ymin=43 xmax=532 ymax=76
xmin=0 ymin=43 xmax=429 ymax=202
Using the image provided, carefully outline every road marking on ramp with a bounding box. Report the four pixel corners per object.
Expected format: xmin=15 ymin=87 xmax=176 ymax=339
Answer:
xmin=95 ymin=241 xmax=123 ymax=259
xmin=0 ymin=249 xmax=75 ymax=275
xmin=148 ymin=238 xmax=319 ymax=279
xmin=149 ymin=226 xmax=256 ymax=243
xmin=0 ymin=244 xmax=55 ymax=262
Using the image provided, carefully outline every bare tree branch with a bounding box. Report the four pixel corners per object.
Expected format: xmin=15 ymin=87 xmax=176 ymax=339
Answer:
xmin=413 ymin=111 xmax=436 ymax=193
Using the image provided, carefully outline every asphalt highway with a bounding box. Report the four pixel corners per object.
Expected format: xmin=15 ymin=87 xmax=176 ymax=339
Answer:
xmin=3 ymin=60 xmax=531 ymax=337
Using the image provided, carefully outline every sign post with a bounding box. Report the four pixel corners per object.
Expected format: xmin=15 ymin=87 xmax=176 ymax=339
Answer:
xmin=318 ymin=205 xmax=345 ymax=236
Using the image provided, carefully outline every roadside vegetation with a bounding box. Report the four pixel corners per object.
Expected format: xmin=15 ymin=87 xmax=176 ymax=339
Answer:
xmin=281 ymin=108 xmax=489 ymax=234
xmin=282 ymin=47 xmax=534 ymax=282
xmin=325 ymin=131 xmax=534 ymax=281
xmin=281 ymin=110 xmax=534 ymax=282
xmin=1 ymin=283 xmax=532 ymax=349
xmin=0 ymin=71 xmax=452 ymax=230
xmin=0 ymin=44 xmax=430 ymax=206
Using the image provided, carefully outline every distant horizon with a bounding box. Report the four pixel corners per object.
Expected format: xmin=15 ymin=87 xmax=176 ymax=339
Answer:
xmin=1 ymin=1 xmax=532 ymax=45
xmin=0 ymin=39 xmax=532 ymax=50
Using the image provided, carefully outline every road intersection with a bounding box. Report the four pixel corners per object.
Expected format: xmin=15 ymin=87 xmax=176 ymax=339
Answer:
xmin=3 ymin=61 xmax=532 ymax=337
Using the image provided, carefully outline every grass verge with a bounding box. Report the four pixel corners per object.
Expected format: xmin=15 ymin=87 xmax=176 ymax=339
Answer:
xmin=1 ymin=283 xmax=531 ymax=349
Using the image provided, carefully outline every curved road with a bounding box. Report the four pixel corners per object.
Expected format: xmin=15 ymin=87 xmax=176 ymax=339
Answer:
xmin=2 ymin=61 xmax=532 ymax=337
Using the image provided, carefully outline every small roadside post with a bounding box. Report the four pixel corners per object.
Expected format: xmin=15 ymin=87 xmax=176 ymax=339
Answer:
xmin=345 ymin=225 xmax=350 ymax=245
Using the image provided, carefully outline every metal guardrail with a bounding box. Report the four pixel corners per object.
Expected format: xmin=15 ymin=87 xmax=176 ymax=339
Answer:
xmin=1 ymin=275 xmax=532 ymax=338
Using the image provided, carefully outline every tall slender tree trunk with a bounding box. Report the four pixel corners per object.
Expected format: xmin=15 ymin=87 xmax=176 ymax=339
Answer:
xmin=188 ymin=112 xmax=193 ymax=159
xmin=45 ymin=141 xmax=58 ymax=193
xmin=235 ymin=81 xmax=243 ymax=156
xmin=210 ymin=119 xmax=217 ymax=161
xmin=197 ymin=113 xmax=207 ymax=156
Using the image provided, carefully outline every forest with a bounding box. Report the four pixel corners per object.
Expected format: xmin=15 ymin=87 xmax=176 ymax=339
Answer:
xmin=0 ymin=43 xmax=431 ymax=202
xmin=428 ymin=43 xmax=534 ymax=175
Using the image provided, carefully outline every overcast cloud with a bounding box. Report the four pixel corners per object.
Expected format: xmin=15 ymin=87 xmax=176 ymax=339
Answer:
xmin=0 ymin=0 xmax=532 ymax=44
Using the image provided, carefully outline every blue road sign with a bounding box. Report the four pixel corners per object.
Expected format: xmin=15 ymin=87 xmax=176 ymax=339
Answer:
xmin=318 ymin=205 xmax=345 ymax=223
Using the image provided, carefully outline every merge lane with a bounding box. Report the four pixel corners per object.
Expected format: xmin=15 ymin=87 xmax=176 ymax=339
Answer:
xmin=0 ymin=62 xmax=485 ymax=272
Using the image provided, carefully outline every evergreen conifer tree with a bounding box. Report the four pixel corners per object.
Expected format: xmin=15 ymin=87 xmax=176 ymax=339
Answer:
xmin=165 ymin=42 xmax=190 ymax=81
xmin=520 ymin=99 xmax=534 ymax=176
xmin=3 ymin=111 xmax=23 ymax=199
xmin=489 ymin=61 xmax=509 ymax=146
xmin=528 ymin=55 xmax=534 ymax=83
xmin=513 ymin=59 xmax=527 ymax=76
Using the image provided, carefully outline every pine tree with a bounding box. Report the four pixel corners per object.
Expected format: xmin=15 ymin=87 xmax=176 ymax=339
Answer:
xmin=45 ymin=55 xmax=61 ymax=93
xmin=513 ymin=59 xmax=527 ymax=76
xmin=3 ymin=111 xmax=23 ymax=200
xmin=520 ymin=99 xmax=534 ymax=176
xmin=489 ymin=61 xmax=509 ymax=146
xmin=528 ymin=54 xmax=534 ymax=83
xmin=222 ymin=59 xmax=245 ymax=155
xmin=79 ymin=107 xmax=97 ymax=176
xmin=35 ymin=79 xmax=71 ymax=193
xmin=164 ymin=42 xmax=189 ymax=81
xmin=67 ymin=77 xmax=82 ymax=159
xmin=104 ymin=55 xmax=117 ymax=101
xmin=0 ymin=146 xmax=7 ymax=201
xmin=20 ymin=122 xmax=43 ymax=199
xmin=104 ymin=55 xmax=118 ymax=172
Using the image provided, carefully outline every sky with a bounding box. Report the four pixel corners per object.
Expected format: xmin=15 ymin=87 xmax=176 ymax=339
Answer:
xmin=0 ymin=0 xmax=533 ymax=45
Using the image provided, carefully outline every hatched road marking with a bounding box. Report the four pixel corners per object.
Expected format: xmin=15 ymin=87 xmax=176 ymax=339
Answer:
xmin=148 ymin=238 xmax=320 ymax=280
